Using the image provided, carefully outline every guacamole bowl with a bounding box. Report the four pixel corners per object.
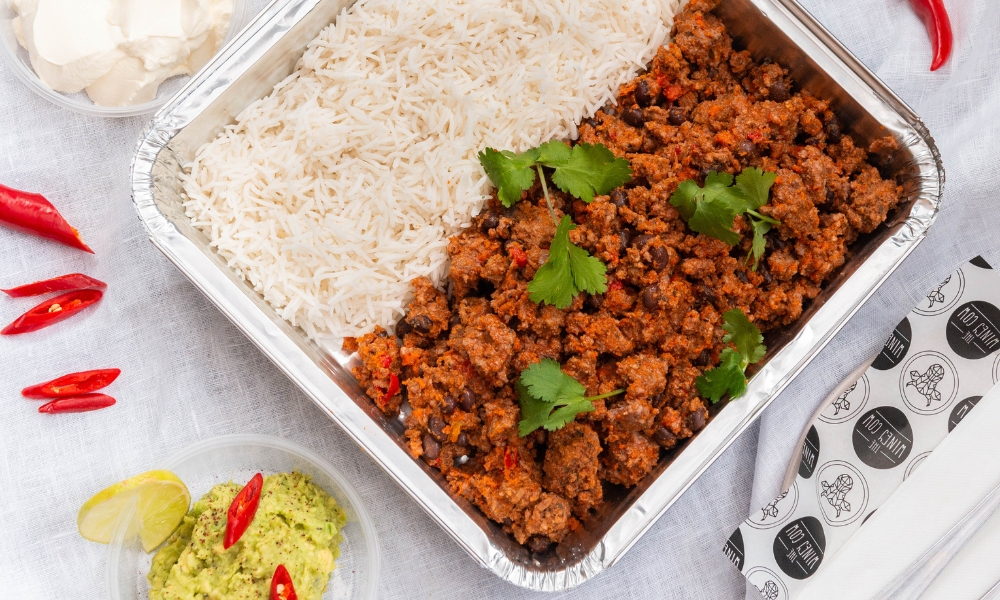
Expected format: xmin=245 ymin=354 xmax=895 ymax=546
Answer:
xmin=106 ymin=434 xmax=380 ymax=600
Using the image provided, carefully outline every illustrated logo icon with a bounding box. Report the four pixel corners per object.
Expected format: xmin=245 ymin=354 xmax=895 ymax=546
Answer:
xmin=820 ymin=374 xmax=869 ymax=425
xmin=773 ymin=517 xmax=826 ymax=580
xmin=758 ymin=580 xmax=780 ymax=600
xmin=949 ymin=396 xmax=982 ymax=432
xmin=914 ymin=270 xmax=964 ymax=317
xmin=749 ymin=481 xmax=799 ymax=530
xmin=906 ymin=364 xmax=944 ymax=407
xmin=798 ymin=426 xmax=820 ymax=479
xmin=746 ymin=567 xmax=788 ymax=600
xmin=900 ymin=352 xmax=958 ymax=416
xmin=820 ymin=475 xmax=852 ymax=517
xmin=969 ymin=256 xmax=993 ymax=270
xmin=927 ymin=275 xmax=950 ymax=308
xmin=905 ymin=452 xmax=932 ymax=480
xmin=815 ymin=461 xmax=869 ymax=526
xmin=872 ymin=317 xmax=911 ymax=370
xmin=946 ymin=301 xmax=1000 ymax=360
xmin=723 ymin=528 xmax=745 ymax=571
xmin=852 ymin=406 xmax=913 ymax=469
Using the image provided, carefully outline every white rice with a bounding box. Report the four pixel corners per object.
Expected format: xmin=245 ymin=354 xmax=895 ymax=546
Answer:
xmin=182 ymin=0 xmax=683 ymax=343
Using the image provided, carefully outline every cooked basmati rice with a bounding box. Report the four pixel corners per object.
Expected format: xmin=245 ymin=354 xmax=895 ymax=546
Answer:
xmin=182 ymin=0 xmax=683 ymax=344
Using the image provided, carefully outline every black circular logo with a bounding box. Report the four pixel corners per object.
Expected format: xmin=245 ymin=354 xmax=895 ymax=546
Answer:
xmin=798 ymin=426 xmax=820 ymax=479
xmin=852 ymin=406 xmax=913 ymax=469
xmin=872 ymin=317 xmax=911 ymax=370
xmin=724 ymin=528 xmax=745 ymax=571
xmin=772 ymin=517 xmax=826 ymax=580
xmin=970 ymin=256 xmax=992 ymax=269
xmin=948 ymin=396 xmax=982 ymax=432
xmin=946 ymin=301 xmax=1000 ymax=359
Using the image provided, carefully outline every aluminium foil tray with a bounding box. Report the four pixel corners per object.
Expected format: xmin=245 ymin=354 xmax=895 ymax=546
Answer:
xmin=131 ymin=0 xmax=943 ymax=590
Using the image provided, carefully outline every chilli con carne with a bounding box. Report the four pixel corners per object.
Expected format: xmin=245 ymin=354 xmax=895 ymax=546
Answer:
xmin=353 ymin=0 xmax=903 ymax=553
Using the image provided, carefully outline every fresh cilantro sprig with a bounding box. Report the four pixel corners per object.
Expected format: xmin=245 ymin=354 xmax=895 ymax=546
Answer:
xmin=478 ymin=141 xmax=631 ymax=309
xmin=696 ymin=309 xmax=767 ymax=403
xmin=527 ymin=216 xmax=607 ymax=308
xmin=478 ymin=141 xmax=632 ymax=207
xmin=517 ymin=358 xmax=624 ymax=436
xmin=669 ymin=167 xmax=779 ymax=269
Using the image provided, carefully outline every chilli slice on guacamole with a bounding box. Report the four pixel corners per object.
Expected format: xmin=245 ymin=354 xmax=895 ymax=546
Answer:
xmin=148 ymin=472 xmax=346 ymax=600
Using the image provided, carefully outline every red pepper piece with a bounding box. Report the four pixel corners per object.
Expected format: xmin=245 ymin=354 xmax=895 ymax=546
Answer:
xmin=1 ymin=289 xmax=103 ymax=335
xmin=504 ymin=447 xmax=519 ymax=472
xmin=224 ymin=472 xmax=263 ymax=549
xmin=382 ymin=374 xmax=400 ymax=404
xmin=0 ymin=184 xmax=93 ymax=253
xmin=22 ymin=368 xmax=121 ymax=399
xmin=909 ymin=0 xmax=953 ymax=71
xmin=270 ymin=564 xmax=298 ymax=600
xmin=2 ymin=273 xmax=107 ymax=297
xmin=38 ymin=394 xmax=116 ymax=414
xmin=510 ymin=246 xmax=528 ymax=268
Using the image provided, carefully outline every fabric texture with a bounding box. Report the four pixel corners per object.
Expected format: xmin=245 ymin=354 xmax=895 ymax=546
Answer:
xmin=0 ymin=0 xmax=993 ymax=598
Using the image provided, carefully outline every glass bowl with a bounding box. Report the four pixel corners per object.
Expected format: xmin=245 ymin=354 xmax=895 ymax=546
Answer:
xmin=106 ymin=434 xmax=380 ymax=600
xmin=0 ymin=0 xmax=250 ymax=118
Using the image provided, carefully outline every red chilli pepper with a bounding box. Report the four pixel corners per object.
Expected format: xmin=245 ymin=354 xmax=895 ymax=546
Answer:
xmin=909 ymin=0 xmax=953 ymax=71
xmin=1 ymin=289 xmax=103 ymax=335
xmin=270 ymin=564 xmax=298 ymax=600
xmin=22 ymin=368 xmax=121 ymax=399
xmin=0 ymin=184 xmax=93 ymax=253
xmin=2 ymin=273 xmax=106 ymax=297
xmin=382 ymin=374 xmax=400 ymax=404
xmin=224 ymin=472 xmax=264 ymax=549
xmin=510 ymin=246 xmax=528 ymax=268
xmin=38 ymin=394 xmax=115 ymax=414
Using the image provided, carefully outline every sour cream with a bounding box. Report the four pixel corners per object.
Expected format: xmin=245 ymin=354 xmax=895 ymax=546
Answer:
xmin=11 ymin=0 xmax=232 ymax=107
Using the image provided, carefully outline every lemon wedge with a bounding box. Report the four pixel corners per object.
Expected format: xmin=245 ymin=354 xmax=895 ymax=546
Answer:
xmin=78 ymin=470 xmax=190 ymax=553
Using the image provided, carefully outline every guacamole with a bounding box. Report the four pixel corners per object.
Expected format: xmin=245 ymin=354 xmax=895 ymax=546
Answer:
xmin=148 ymin=472 xmax=346 ymax=600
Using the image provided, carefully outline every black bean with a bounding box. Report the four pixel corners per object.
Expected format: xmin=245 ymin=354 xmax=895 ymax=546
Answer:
xmin=586 ymin=292 xmax=604 ymax=311
xmin=459 ymin=389 xmax=476 ymax=411
xmin=735 ymin=270 xmax=749 ymax=284
xmin=649 ymin=246 xmax=669 ymax=271
xmin=736 ymin=139 xmax=757 ymax=157
xmin=619 ymin=230 xmax=630 ymax=254
xmin=631 ymin=233 xmax=653 ymax=249
xmin=441 ymin=395 xmax=456 ymax=415
xmin=581 ymin=117 xmax=597 ymax=130
xmin=825 ymin=189 xmax=835 ymax=204
xmin=528 ymin=536 xmax=553 ymax=554
xmin=694 ymin=349 xmax=711 ymax=367
xmin=480 ymin=212 xmax=500 ymax=232
xmin=769 ymin=234 xmax=787 ymax=250
xmin=503 ymin=517 xmax=514 ymax=527
xmin=642 ymin=286 xmax=658 ymax=310
xmin=602 ymin=104 xmax=618 ymax=118
xmin=610 ymin=188 xmax=628 ymax=208
xmin=634 ymin=79 xmax=654 ymax=107
xmin=456 ymin=432 xmax=468 ymax=447
xmin=428 ymin=416 xmax=447 ymax=441
xmin=668 ymin=107 xmax=687 ymax=125
xmin=396 ymin=318 xmax=412 ymax=337
xmin=653 ymin=427 xmax=677 ymax=448
xmin=698 ymin=285 xmax=717 ymax=306
xmin=623 ymin=107 xmax=645 ymax=128
xmin=825 ymin=117 xmax=843 ymax=143
xmin=449 ymin=314 xmax=462 ymax=327
xmin=423 ymin=434 xmax=441 ymax=460
xmin=409 ymin=314 xmax=432 ymax=333
xmin=686 ymin=409 xmax=707 ymax=432
xmin=769 ymin=80 xmax=790 ymax=102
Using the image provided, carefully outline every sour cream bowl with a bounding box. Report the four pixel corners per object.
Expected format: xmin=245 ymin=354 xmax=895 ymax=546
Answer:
xmin=0 ymin=0 xmax=250 ymax=117
xmin=106 ymin=434 xmax=381 ymax=600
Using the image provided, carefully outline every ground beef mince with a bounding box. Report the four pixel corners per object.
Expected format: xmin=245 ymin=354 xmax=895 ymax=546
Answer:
xmin=352 ymin=0 xmax=902 ymax=550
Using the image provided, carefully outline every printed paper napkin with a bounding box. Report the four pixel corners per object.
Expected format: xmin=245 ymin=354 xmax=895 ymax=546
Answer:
xmin=724 ymin=257 xmax=1000 ymax=600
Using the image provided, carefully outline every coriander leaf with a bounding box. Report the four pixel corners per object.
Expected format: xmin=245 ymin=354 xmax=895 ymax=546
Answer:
xmin=696 ymin=348 xmax=746 ymax=403
xmin=721 ymin=309 xmax=766 ymax=365
xmin=567 ymin=240 xmax=608 ymax=295
xmin=734 ymin=167 xmax=778 ymax=210
xmin=669 ymin=180 xmax=700 ymax=221
xmin=528 ymin=216 xmax=607 ymax=308
xmin=748 ymin=218 xmax=772 ymax=270
xmin=687 ymin=197 xmax=742 ymax=246
xmin=520 ymin=358 xmax=585 ymax=404
xmin=478 ymin=147 xmax=541 ymax=208
xmin=546 ymin=143 xmax=632 ymax=203
xmin=536 ymin=140 xmax=572 ymax=165
xmin=517 ymin=363 xmax=622 ymax=435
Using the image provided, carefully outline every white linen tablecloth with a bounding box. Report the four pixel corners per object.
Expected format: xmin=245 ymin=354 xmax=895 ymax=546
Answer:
xmin=0 ymin=0 xmax=992 ymax=598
